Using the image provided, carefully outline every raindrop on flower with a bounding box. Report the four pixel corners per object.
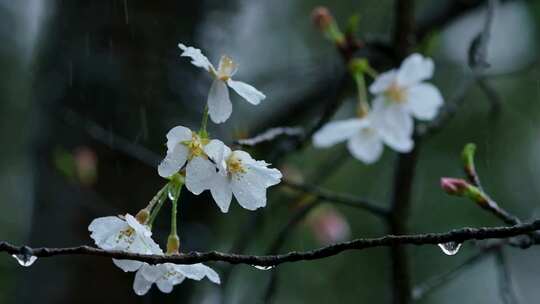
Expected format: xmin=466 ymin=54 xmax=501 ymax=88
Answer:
xmin=437 ymin=242 xmax=462 ymax=256
xmin=12 ymin=254 xmax=37 ymax=267
xmin=252 ymin=265 xmax=275 ymax=271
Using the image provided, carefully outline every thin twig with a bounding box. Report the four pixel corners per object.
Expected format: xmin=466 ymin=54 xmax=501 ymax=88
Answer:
xmin=281 ymin=179 xmax=389 ymax=217
xmin=495 ymin=250 xmax=521 ymax=304
xmin=412 ymin=244 xmax=499 ymax=301
xmin=61 ymin=109 xmax=160 ymax=167
xmin=2 ymin=220 xmax=540 ymax=266
xmin=235 ymin=127 xmax=304 ymax=147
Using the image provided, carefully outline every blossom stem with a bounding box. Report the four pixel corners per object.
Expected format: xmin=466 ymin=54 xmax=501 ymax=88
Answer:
xmin=148 ymin=184 xmax=169 ymax=228
xmin=352 ymin=71 xmax=370 ymax=117
xmin=167 ymin=180 xmax=183 ymax=254
xmin=199 ymin=104 xmax=209 ymax=138
xmin=147 ymin=183 xmax=169 ymax=212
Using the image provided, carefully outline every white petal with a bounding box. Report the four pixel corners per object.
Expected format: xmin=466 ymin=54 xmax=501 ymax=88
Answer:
xmin=231 ymin=151 xmax=281 ymax=187
xmin=312 ymin=119 xmax=367 ymax=148
xmin=141 ymin=264 xmax=166 ymax=282
xmin=405 ymin=83 xmax=444 ymax=120
xmin=125 ymin=214 xmax=151 ymax=237
xmin=231 ymin=177 xmax=267 ymax=210
xmin=226 ymin=79 xmax=265 ymax=105
xmin=133 ymin=269 xmax=154 ymax=296
xmin=230 ymin=153 xmax=273 ymax=211
xmin=208 ymin=173 xmax=233 ymax=213
xmin=165 ymin=126 xmax=192 ymax=152
xmin=156 ymin=279 xmax=175 ymax=293
xmin=396 ymin=53 xmax=434 ymax=87
xmin=113 ymin=259 xmax=143 ymax=272
xmin=346 ymin=130 xmax=384 ymax=164
xmin=381 ymin=130 xmax=414 ymax=153
xmin=175 ymin=263 xmax=221 ymax=284
xmin=208 ymin=79 xmax=232 ymax=124
xmin=185 ymin=157 xmax=216 ymax=195
xmin=204 ymin=139 xmax=231 ymax=172
xmin=88 ymin=216 xmax=126 ymax=249
xmin=158 ymin=144 xmax=189 ymax=178
xmin=371 ymin=97 xmax=414 ymax=153
xmin=371 ymin=96 xmax=413 ymax=136
xmin=178 ymin=43 xmax=214 ymax=72
xmin=130 ymin=234 xmax=163 ymax=255
xmin=369 ymin=70 xmax=398 ymax=94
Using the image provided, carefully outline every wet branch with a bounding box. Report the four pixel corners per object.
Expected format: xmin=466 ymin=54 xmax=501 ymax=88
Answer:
xmin=2 ymin=220 xmax=540 ymax=267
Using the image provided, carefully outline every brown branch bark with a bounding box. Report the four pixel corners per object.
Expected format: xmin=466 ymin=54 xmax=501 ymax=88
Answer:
xmin=2 ymin=220 xmax=539 ymax=267
xmin=390 ymin=0 xmax=417 ymax=303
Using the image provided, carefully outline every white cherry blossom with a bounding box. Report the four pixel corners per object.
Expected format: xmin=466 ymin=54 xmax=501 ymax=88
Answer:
xmin=178 ymin=43 xmax=266 ymax=123
xmin=133 ymin=262 xmax=220 ymax=296
xmin=88 ymin=214 xmax=162 ymax=272
xmin=313 ymin=110 xmax=413 ymax=164
xmin=369 ymin=53 xmax=443 ymax=138
xmin=187 ymin=140 xmax=282 ymax=212
xmin=157 ymin=125 xmax=219 ymax=195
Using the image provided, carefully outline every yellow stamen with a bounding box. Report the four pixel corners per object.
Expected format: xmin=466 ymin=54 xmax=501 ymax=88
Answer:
xmin=217 ymin=55 xmax=237 ymax=81
xmin=183 ymin=132 xmax=209 ymax=160
xmin=385 ymin=82 xmax=407 ymax=103
xmin=226 ymin=153 xmax=245 ymax=174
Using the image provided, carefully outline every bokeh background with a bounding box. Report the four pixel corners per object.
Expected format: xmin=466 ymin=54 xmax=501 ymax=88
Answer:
xmin=1 ymin=0 xmax=539 ymax=303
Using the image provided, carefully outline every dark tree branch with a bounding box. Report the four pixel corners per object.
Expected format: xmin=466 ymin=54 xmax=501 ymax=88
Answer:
xmin=393 ymin=0 xmax=415 ymax=60
xmin=281 ymin=180 xmax=389 ymax=217
xmin=389 ymin=145 xmax=420 ymax=304
xmin=2 ymin=220 xmax=539 ymax=266
xmin=390 ymin=0 xmax=417 ymax=302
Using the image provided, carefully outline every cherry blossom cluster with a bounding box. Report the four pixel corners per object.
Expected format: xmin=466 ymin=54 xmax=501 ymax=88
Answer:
xmin=313 ymin=54 xmax=444 ymax=163
xmin=88 ymin=43 xmax=281 ymax=296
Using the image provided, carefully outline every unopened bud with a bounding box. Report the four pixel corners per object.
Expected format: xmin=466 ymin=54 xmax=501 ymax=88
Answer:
xmin=440 ymin=177 xmax=487 ymax=204
xmin=166 ymin=234 xmax=180 ymax=255
xmin=135 ymin=209 xmax=150 ymax=224
xmin=312 ymin=6 xmax=333 ymax=30
xmin=441 ymin=178 xmax=469 ymax=195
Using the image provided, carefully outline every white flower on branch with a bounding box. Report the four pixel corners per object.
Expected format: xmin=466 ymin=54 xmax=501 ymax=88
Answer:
xmin=313 ymin=109 xmax=413 ymax=164
xmin=157 ymin=125 xmax=218 ymax=194
xmin=369 ymin=53 xmax=444 ymax=135
xmin=178 ymin=43 xmax=266 ymax=123
xmin=187 ymin=139 xmax=282 ymax=212
xmin=88 ymin=214 xmax=161 ymax=272
xmin=133 ymin=262 xmax=220 ymax=296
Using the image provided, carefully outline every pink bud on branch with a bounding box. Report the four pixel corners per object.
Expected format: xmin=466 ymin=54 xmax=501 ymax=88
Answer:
xmin=440 ymin=177 xmax=488 ymax=205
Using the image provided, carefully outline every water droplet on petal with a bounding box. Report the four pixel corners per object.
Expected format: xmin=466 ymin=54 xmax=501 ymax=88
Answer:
xmin=252 ymin=265 xmax=275 ymax=271
xmin=437 ymin=242 xmax=462 ymax=256
xmin=12 ymin=254 xmax=37 ymax=267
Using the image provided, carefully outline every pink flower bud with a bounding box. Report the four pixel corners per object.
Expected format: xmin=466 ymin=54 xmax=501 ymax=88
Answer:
xmin=440 ymin=177 xmax=470 ymax=195
xmin=312 ymin=6 xmax=333 ymax=30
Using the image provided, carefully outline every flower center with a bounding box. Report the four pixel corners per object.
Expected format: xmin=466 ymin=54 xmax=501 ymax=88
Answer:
xmin=226 ymin=153 xmax=246 ymax=175
xmin=116 ymin=227 xmax=135 ymax=247
xmin=183 ymin=133 xmax=209 ymax=160
xmin=385 ymin=82 xmax=407 ymax=103
xmin=217 ymin=55 xmax=237 ymax=81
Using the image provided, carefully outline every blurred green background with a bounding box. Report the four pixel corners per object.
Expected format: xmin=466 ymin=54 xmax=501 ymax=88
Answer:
xmin=0 ymin=0 xmax=539 ymax=303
